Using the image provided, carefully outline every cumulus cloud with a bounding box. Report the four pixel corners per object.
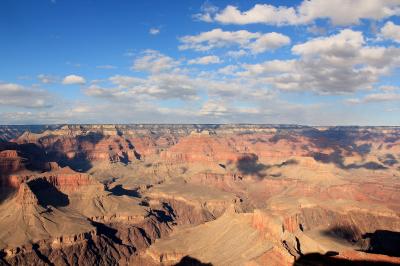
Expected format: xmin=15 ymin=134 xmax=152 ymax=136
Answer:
xmin=179 ymin=28 xmax=290 ymax=54
xmin=381 ymin=21 xmax=400 ymax=43
xmin=248 ymin=32 xmax=291 ymax=54
xmin=0 ymin=83 xmax=53 ymax=108
xmin=239 ymin=60 xmax=297 ymax=77
xmin=291 ymin=29 xmax=364 ymax=57
xmin=87 ymin=51 xmax=205 ymax=103
xmin=214 ymin=4 xmax=298 ymax=25
xmin=204 ymin=0 xmax=400 ymax=26
xmin=85 ymin=73 xmax=199 ymax=101
xmin=179 ymin=28 xmax=259 ymax=51
xmin=132 ymin=50 xmax=180 ymax=73
xmin=188 ymin=55 xmax=222 ymax=65
xmin=109 ymin=75 xmax=145 ymax=88
xmin=237 ymin=29 xmax=400 ymax=94
xmin=62 ymin=74 xmax=86 ymax=85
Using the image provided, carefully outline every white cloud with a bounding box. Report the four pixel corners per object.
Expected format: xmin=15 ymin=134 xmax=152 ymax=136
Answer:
xmin=188 ymin=55 xmax=222 ymax=65
xmin=238 ymin=29 xmax=400 ymax=94
xmin=205 ymin=0 xmax=400 ymax=26
xmin=248 ymin=32 xmax=291 ymax=54
xmin=218 ymin=65 xmax=239 ymax=75
xmin=179 ymin=28 xmax=259 ymax=51
xmin=214 ymin=4 xmax=298 ymax=25
xmin=199 ymin=100 xmax=229 ymax=116
xmin=347 ymin=92 xmax=400 ymax=104
xmin=109 ymin=75 xmax=145 ymax=88
xmin=85 ymin=73 xmax=199 ymax=101
xmin=149 ymin=28 xmax=160 ymax=35
xmin=348 ymin=85 xmax=400 ymax=103
xmin=199 ymin=100 xmax=260 ymax=117
xmin=297 ymin=0 xmax=400 ymax=25
xmin=239 ymin=60 xmax=297 ymax=77
xmin=179 ymin=29 xmax=290 ymax=54
xmin=364 ymin=93 xmax=400 ymax=102
xmin=62 ymin=74 xmax=86 ymax=85
xmin=226 ymin=49 xmax=247 ymax=58
xmin=193 ymin=2 xmax=219 ymax=22
xmin=379 ymin=85 xmax=399 ymax=91
xmin=132 ymin=50 xmax=180 ymax=73
xmin=381 ymin=21 xmax=400 ymax=43
xmin=37 ymin=74 xmax=58 ymax=84
xmin=201 ymin=78 xmax=275 ymax=101
xmin=0 ymin=83 xmax=53 ymax=108
xmin=291 ymin=29 xmax=364 ymax=57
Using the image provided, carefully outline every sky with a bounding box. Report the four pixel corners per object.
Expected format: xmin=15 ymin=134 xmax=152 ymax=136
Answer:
xmin=1 ymin=0 xmax=400 ymax=125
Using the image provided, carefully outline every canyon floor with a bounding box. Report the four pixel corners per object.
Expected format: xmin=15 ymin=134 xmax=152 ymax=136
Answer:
xmin=0 ymin=124 xmax=399 ymax=266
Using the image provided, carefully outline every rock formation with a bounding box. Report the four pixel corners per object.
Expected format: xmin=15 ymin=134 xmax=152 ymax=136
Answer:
xmin=0 ymin=124 xmax=399 ymax=265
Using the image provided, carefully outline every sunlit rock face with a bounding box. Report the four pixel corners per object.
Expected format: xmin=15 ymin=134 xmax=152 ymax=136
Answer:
xmin=0 ymin=124 xmax=400 ymax=265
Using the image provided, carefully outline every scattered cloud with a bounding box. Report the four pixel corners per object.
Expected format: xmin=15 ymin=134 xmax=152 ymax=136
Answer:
xmin=291 ymin=29 xmax=364 ymax=56
xmin=85 ymin=73 xmax=199 ymax=101
xmin=62 ymin=74 xmax=86 ymax=85
xmin=347 ymin=85 xmax=400 ymax=103
xmin=179 ymin=28 xmax=290 ymax=54
xmin=379 ymin=85 xmax=399 ymax=91
xmin=188 ymin=55 xmax=222 ymax=65
xmin=213 ymin=4 xmax=298 ymax=25
xmin=0 ymin=83 xmax=53 ymax=108
xmin=132 ymin=50 xmax=180 ymax=73
xmin=218 ymin=65 xmax=239 ymax=75
xmin=381 ymin=21 xmax=400 ymax=43
xmin=238 ymin=29 xmax=400 ymax=94
xmin=347 ymin=92 xmax=400 ymax=104
xmin=247 ymin=32 xmax=290 ymax=54
xmin=179 ymin=28 xmax=258 ymax=51
xmin=203 ymin=0 xmax=400 ymax=26
xmin=2 ymin=1 xmax=400 ymax=125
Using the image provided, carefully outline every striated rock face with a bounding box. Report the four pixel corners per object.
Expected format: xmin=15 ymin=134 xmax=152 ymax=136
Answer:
xmin=41 ymin=167 xmax=96 ymax=193
xmin=1 ymin=124 xmax=400 ymax=265
xmin=160 ymin=133 xmax=240 ymax=164
xmin=15 ymin=182 xmax=38 ymax=205
xmin=0 ymin=150 xmax=23 ymax=179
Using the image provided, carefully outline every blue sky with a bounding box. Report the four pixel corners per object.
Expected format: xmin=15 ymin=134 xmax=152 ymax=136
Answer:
xmin=1 ymin=0 xmax=400 ymax=125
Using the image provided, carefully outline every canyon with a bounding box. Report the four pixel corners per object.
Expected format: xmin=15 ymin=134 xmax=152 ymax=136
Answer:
xmin=0 ymin=124 xmax=399 ymax=265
